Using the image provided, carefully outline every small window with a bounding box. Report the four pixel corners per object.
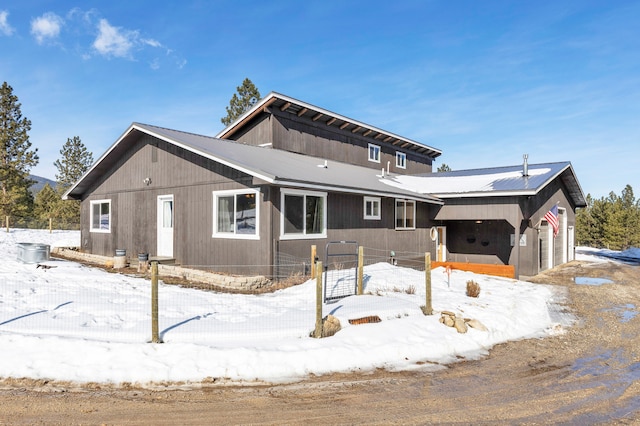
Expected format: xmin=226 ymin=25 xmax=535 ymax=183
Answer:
xmin=90 ymin=199 xmax=111 ymax=233
xmin=213 ymin=189 xmax=259 ymax=239
xmin=395 ymin=199 xmax=416 ymax=230
xmin=281 ymin=189 xmax=327 ymax=239
xmin=396 ymin=152 xmax=406 ymax=169
xmin=364 ymin=197 xmax=381 ymax=220
xmin=368 ymin=143 xmax=381 ymax=163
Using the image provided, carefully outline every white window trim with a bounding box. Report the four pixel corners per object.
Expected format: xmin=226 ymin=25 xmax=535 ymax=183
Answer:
xmin=363 ymin=196 xmax=381 ymax=220
xmin=368 ymin=143 xmax=381 ymax=163
xmin=395 ymin=199 xmax=416 ymax=230
xmin=396 ymin=151 xmax=407 ymax=169
xmin=89 ymin=199 xmax=111 ymax=233
xmin=280 ymin=188 xmax=327 ymax=240
xmin=212 ymin=189 xmax=260 ymax=240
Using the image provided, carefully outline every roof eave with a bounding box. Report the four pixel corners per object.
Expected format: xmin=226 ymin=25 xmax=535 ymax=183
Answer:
xmin=216 ymin=92 xmax=443 ymax=158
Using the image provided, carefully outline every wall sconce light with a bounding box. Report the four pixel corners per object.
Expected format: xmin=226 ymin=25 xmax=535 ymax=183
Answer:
xmin=143 ymin=177 xmax=152 ymax=186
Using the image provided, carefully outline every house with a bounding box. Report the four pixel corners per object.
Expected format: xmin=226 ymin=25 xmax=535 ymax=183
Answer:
xmin=64 ymin=92 xmax=586 ymax=279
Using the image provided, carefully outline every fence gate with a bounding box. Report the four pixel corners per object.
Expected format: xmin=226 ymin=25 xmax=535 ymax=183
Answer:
xmin=324 ymin=241 xmax=358 ymax=303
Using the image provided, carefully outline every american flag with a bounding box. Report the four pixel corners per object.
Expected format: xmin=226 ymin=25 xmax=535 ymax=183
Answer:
xmin=544 ymin=204 xmax=559 ymax=238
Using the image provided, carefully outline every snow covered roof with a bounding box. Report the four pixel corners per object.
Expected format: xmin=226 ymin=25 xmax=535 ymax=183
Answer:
xmin=215 ymin=92 xmax=443 ymax=159
xmin=64 ymin=123 xmax=442 ymax=204
xmin=379 ymin=162 xmax=586 ymax=207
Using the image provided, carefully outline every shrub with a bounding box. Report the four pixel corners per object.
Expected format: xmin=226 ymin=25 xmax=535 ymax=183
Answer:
xmin=466 ymin=280 xmax=481 ymax=298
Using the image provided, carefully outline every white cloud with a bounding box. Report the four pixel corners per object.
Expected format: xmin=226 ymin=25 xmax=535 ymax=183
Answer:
xmin=31 ymin=12 xmax=64 ymax=44
xmin=92 ymin=18 xmax=135 ymax=58
xmin=0 ymin=10 xmax=15 ymax=36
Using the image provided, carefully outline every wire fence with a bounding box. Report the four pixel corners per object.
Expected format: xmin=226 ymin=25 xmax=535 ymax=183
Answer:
xmin=1 ymin=215 xmax=80 ymax=231
xmin=1 ymin=234 xmax=432 ymax=345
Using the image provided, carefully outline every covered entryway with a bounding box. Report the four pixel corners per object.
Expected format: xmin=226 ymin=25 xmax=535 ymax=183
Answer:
xmin=157 ymin=195 xmax=174 ymax=257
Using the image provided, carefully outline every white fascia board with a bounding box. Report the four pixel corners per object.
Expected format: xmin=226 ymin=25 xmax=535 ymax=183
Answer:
xmin=62 ymin=122 xmax=140 ymax=200
xmin=137 ymin=125 xmax=277 ymax=184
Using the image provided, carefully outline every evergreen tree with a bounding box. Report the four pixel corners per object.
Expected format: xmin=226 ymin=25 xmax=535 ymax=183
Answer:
xmin=0 ymin=82 xmax=39 ymax=218
xmin=220 ymin=78 xmax=261 ymax=126
xmin=437 ymin=163 xmax=452 ymax=172
xmin=34 ymin=183 xmax=59 ymax=220
xmin=54 ymin=136 xmax=93 ymax=190
xmin=54 ymin=136 xmax=93 ymax=224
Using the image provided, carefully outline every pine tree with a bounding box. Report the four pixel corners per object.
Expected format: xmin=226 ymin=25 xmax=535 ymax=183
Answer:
xmin=0 ymin=82 xmax=39 ymax=218
xmin=54 ymin=136 xmax=93 ymax=191
xmin=437 ymin=163 xmax=452 ymax=172
xmin=54 ymin=136 xmax=93 ymax=224
xmin=34 ymin=183 xmax=59 ymax=221
xmin=220 ymin=78 xmax=261 ymax=127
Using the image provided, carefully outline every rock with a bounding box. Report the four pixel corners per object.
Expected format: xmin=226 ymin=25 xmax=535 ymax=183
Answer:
xmin=454 ymin=317 xmax=468 ymax=333
xmin=443 ymin=315 xmax=455 ymax=327
xmin=466 ymin=318 xmax=488 ymax=332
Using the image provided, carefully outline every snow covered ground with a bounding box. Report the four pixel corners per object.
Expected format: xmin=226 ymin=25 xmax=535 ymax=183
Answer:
xmin=1 ymin=229 xmax=634 ymax=387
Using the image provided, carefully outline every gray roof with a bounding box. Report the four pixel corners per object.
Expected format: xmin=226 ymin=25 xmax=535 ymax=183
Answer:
xmin=379 ymin=162 xmax=586 ymax=207
xmin=65 ymin=123 xmax=586 ymax=208
xmin=64 ymin=123 xmax=443 ymax=204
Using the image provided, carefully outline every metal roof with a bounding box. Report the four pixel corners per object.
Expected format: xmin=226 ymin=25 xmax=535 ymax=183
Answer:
xmin=380 ymin=162 xmax=587 ymax=207
xmin=215 ymin=92 xmax=443 ymax=159
xmin=64 ymin=123 xmax=443 ymax=204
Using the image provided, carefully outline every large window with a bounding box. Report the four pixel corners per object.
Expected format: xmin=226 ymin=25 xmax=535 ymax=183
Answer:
xmin=368 ymin=143 xmax=381 ymax=163
xmin=90 ymin=199 xmax=111 ymax=233
xmin=281 ymin=189 xmax=327 ymax=239
xmin=396 ymin=152 xmax=407 ymax=169
xmin=213 ymin=189 xmax=259 ymax=239
xmin=364 ymin=196 xmax=381 ymax=220
xmin=395 ymin=199 xmax=415 ymax=230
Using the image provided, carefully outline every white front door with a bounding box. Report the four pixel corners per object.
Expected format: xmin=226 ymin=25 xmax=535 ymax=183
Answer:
xmin=157 ymin=195 xmax=174 ymax=257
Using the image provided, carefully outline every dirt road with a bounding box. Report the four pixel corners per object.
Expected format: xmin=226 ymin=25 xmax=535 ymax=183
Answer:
xmin=1 ymin=260 xmax=639 ymax=425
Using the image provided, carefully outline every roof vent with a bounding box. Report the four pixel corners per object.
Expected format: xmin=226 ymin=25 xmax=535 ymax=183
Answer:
xmin=522 ymin=154 xmax=529 ymax=177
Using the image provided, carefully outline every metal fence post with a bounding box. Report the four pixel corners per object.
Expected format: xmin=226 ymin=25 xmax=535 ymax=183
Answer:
xmin=150 ymin=261 xmax=162 ymax=343
xmin=313 ymin=261 xmax=323 ymax=338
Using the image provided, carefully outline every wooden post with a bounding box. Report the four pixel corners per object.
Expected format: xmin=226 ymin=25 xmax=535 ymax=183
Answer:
xmin=150 ymin=261 xmax=162 ymax=343
xmin=49 ymin=217 xmax=53 ymax=234
xmin=5 ymin=216 xmax=9 ymax=233
xmin=313 ymin=261 xmax=323 ymax=338
xmin=424 ymin=253 xmax=433 ymax=315
xmin=310 ymin=245 xmax=317 ymax=277
xmin=357 ymin=246 xmax=364 ymax=295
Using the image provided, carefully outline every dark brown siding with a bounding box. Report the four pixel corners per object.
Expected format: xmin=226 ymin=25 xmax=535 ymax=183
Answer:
xmin=80 ymin=134 xmax=273 ymax=275
xmin=233 ymin=108 xmax=433 ymax=175
xmin=433 ymin=177 xmax=577 ymax=278
xmin=274 ymin=191 xmax=438 ymax=267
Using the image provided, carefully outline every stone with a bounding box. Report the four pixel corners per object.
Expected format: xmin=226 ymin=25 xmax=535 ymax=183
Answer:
xmin=454 ymin=317 xmax=468 ymax=333
xmin=466 ymin=318 xmax=488 ymax=332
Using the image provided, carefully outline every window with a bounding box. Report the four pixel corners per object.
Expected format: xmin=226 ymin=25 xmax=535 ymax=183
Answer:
xmin=213 ymin=189 xmax=259 ymax=239
xmin=364 ymin=197 xmax=381 ymax=220
xmin=396 ymin=152 xmax=406 ymax=169
xmin=395 ymin=199 xmax=415 ymax=230
xmin=281 ymin=189 xmax=327 ymax=239
xmin=90 ymin=200 xmax=111 ymax=233
xmin=368 ymin=143 xmax=381 ymax=163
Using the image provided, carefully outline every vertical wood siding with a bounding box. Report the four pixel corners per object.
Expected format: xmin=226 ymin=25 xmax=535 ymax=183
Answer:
xmin=233 ymin=108 xmax=434 ymax=175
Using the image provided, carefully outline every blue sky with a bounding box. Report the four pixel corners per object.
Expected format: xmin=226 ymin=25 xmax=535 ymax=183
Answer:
xmin=1 ymin=1 xmax=638 ymax=199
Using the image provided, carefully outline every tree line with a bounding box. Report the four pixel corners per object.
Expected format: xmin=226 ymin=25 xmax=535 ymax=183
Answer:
xmin=1 ymin=82 xmax=93 ymax=228
xmin=1 ymin=78 xmax=259 ymax=229
xmin=6 ymin=77 xmax=638 ymax=251
xmin=576 ymin=184 xmax=640 ymax=251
